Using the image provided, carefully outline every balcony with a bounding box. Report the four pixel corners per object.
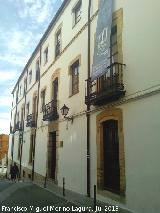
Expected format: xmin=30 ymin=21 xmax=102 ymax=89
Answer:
xmin=26 ymin=114 xmax=36 ymax=128
xmin=43 ymin=100 xmax=59 ymax=121
xmin=85 ymin=62 xmax=126 ymax=106
xmin=15 ymin=121 xmax=23 ymax=131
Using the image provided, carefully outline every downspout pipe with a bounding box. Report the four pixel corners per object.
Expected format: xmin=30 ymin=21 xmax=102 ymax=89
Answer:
xmin=87 ymin=0 xmax=92 ymax=197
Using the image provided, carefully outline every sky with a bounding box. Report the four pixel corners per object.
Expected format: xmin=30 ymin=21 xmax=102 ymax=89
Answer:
xmin=0 ymin=0 xmax=63 ymax=134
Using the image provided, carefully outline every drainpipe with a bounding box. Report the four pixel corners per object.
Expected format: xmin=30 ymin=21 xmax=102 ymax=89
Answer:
xmin=32 ymin=46 xmax=41 ymax=181
xmin=87 ymin=0 xmax=92 ymax=197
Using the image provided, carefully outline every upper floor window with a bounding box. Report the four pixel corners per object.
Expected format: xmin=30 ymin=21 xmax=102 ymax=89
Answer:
xmin=33 ymin=95 xmax=38 ymax=115
xmin=16 ymin=90 xmax=18 ymax=103
xmin=44 ymin=47 xmax=48 ymax=65
xmin=29 ymin=70 xmax=32 ymax=84
xmin=72 ymin=0 xmax=82 ymax=26
xmin=21 ymin=106 xmax=25 ymax=123
xmin=35 ymin=60 xmax=40 ymax=81
xmin=71 ymin=60 xmax=79 ymax=95
xmin=24 ymin=78 xmax=27 ymax=94
xmin=41 ymin=89 xmax=46 ymax=111
xmin=17 ymin=112 xmax=19 ymax=123
xmin=26 ymin=102 xmax=30 ymax=117
xmin=19 ymin=85 xmax=22 ymax=96
xmin=52 ymin=78 xmax=58 ymax=101
xmin=55 ymin=29 xmax=61 ymax=58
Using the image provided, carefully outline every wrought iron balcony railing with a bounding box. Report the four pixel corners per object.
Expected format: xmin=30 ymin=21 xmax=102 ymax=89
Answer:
xmin=85 ymin=62 xmax=126 ymax=106
xmin=43 ymin=99 xmax=59 ymax=121
xmin=26 ymin=114 xmax=36 ymax=128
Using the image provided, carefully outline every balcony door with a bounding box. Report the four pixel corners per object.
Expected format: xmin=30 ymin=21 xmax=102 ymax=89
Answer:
xmin=52 ymin=78 xmax=58 ymax=101
xmin=33 ymin=96 xmax=37 ymax=115
xmin=103 ymin=119 xmax=120 ymax=194
xmin=48 ymin=132 xmax=56 ymax=180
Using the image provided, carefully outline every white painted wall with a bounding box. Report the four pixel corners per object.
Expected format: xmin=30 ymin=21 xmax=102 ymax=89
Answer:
xmin=58 ymin=116 xmax=87 ymax=194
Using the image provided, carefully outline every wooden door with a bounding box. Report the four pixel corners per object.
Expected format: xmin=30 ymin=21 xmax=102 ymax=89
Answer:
xmin=48 ymin=132 xmax=56 ymax=179
xmin=103 ymin=120 xmax=120 ymax=194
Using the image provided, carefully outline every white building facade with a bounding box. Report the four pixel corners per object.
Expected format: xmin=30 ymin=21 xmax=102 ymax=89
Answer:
xmin=8 ymin=0 xmax=160 ymax=212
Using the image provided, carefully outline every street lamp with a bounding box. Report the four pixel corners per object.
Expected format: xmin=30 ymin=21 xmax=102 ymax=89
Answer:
xmin=60 ymin=104 xmax=73 ymax=122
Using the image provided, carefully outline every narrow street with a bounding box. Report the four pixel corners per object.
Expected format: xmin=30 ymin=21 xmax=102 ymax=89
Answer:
xmin=0 ymin=180 xmax=129 ymax=213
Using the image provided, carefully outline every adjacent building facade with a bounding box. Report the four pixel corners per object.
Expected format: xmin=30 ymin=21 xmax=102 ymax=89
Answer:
xmin=0 ymin=134 xmax=9 ymax=165
xmin=8 ymin=0 xmax=160 ymax=212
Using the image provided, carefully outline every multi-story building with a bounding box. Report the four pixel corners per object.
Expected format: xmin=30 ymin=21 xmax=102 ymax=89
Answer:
xmin=8 ymin=0 xmax=160 ymax=212
xmin=0 ymin=134 xmax=9 ymax=164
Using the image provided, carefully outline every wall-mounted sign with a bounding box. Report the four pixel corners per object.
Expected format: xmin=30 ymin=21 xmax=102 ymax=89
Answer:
xmin=91 ymin=0 xmax=113 ymax=81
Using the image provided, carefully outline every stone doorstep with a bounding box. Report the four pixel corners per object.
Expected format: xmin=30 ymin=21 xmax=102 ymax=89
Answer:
xmin=34 ymin=181 xmax=132 ymax=213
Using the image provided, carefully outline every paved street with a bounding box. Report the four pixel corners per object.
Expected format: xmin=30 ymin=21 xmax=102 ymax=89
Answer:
xmin=0 ymin=181 xmax=130 ymax=213
xmin=0 ymin=182 xmax=12 ymax=192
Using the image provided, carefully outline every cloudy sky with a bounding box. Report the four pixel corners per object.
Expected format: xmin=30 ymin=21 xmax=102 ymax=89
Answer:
xmin=0 ymin=0 xmax=63 ymax=134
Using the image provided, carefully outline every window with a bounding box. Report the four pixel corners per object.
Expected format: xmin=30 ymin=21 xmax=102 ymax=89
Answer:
xmin=29 ymin=70 xmax=32 ymax=84
xmin=73 ymin=0 xmax=82 ymax=26
xmin=41 ymin=89 xmax=46 ymax=112
xmin=16 ymin=90 xmax=18 ymax=103
xmin=19 ymin=86 xmax=22 ymax=96
xmin=21 ymin=106 xmax=25 ymax=129
xmin=17 ymin=112 xmax=19 ymax=123
xmin=26 ymin=102 xmax=30 ymax=117
xmin=24 ymin=78 xmax=27 ymax=94
xmin=71 ymin=60 xmax=79 ymax=95
xmin=55 ymin=29 xmax=61 ymax=58
xmin=111 ymin=25 xmax=118 ymax=62
xmin=35 ymin=60 xmax=40 ymax=81
xmin=52 ymin=78 xmax=58 ymax=100
xmin=44 ymin=47 xmax=48 ymax=64
xmin=33 ymin=96 xmax=37 ymax=115
xmin=14 ymin=114 xmax=16 ymax=130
